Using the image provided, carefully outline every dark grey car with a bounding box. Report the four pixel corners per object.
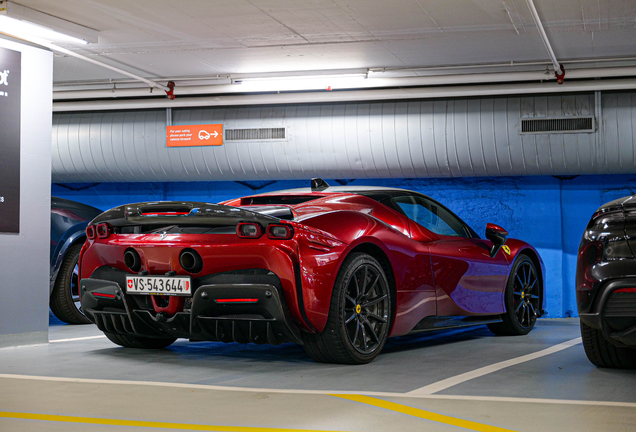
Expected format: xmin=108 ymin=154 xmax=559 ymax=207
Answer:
xmin=50 ymin=197 xmax=102 ymax=324
xmin=577 ymin=195 xmax=636 ymax=368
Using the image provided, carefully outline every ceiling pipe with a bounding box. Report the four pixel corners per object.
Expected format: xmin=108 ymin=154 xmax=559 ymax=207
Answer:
xmin=0 ymin=27 xmax=171 ymax=93
xmin=51 ymin=56 xmax=636 ymax=91
xmin=52 ymin=66 xmax=636 ymax=101
xmin=53 ymin=77 xmax=232 ymax=93
xmin=42 ymin=42 xmax=171 ymax=93
xmin=53 ymin=77 xmax=636 ymax=112
xmin=525 ymin=0 xmax=564 ymax=82
xmin=51 ymin=57 xmax=636 ymax=93
xmin=53 ymin=71 xmax=550 ymax=100
xmin=371 ymin=56 xmax=636 ymax=74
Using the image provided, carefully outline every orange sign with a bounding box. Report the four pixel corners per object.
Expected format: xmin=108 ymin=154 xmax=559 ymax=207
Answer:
xmin=166 ymin=124 xmax=223 ymax=147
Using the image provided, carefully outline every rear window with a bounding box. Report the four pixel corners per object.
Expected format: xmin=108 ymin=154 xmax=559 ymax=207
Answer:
xmin=240 ymin=195 xmax=321 ymax=205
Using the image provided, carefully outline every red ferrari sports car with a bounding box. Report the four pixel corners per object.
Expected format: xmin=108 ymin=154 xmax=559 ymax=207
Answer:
xmin=79 ymin=179 xmax=545 ymax=364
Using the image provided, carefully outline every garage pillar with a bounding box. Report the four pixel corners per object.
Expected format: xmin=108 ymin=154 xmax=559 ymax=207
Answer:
xmin=0 ymin=36 xmax=52 ymax=347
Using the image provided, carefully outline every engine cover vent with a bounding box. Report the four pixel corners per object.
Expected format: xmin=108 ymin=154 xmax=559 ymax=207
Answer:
xmin=521 ymin=117 xmax=595 ymax=134
xmin=225 ymin=127 xmax=286 ymax=141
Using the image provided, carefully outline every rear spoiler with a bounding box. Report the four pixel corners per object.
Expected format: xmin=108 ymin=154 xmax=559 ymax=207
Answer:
xmin=91 ymin=201 xmax=281 ymax=228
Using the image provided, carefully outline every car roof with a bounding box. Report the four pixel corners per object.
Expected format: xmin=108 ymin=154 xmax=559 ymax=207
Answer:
xmin=242 ymin=184 xmax=481 ymax=239
xmin=598 ymin=194 xmax=636 ymax=212
xmin=250 ymin=185 xmax=416 ymax=196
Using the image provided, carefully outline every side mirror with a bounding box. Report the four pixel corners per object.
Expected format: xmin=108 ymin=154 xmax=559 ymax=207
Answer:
xmin=485 ymin=223 xmax=508 ymax=258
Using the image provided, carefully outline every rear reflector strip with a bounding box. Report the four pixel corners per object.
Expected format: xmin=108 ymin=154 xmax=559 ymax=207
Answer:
xmin=214 ymin=298 xmax=259 ymax=304
xmin=93 ymin=292 xmax=116 ymax=299
xmin=615 ymin=288 xmax=636 ymax=293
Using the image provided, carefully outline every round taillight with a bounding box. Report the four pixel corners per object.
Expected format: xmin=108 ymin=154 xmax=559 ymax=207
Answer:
xmin=179 ymin=249 xmax=203 ymax=273
xmin=86 ymin=225 xmax=96 ymax=240
xmin=237 ymin=223 xmax=263 ymax=239
xmin=96 ymin=223 xmax=112 ymax=239
xmin=267 ymin=224 xmax=293 ymax=240
xmin=124 ymin=248 xmax=142 ymax=272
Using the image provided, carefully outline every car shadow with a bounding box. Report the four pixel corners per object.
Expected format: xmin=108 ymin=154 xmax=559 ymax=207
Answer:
xmin=89 ymin=325 xmax=493 ymax=367
xmin=92 ymin=340 xmax=313 ymax=365
xmin=382 ymin=325 xmax=493 ymax=354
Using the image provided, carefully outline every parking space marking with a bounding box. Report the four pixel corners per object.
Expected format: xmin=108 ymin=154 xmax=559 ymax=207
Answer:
xmin=0 ymin=411 xmax=345 ymax=432
xmin=3 ymin=372 xmax=634 ymax=408
xmin=408 ymin=337 xmax=582 ymax=395
xmin=49 ymin=335 xmax=106 ymax=343
xmin=330 ymin=395 xmax=516 ymax=432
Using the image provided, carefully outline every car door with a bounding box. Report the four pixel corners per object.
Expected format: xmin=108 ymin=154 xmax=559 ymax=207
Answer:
xmin=393 ymin=195 xmax=510 ymax=317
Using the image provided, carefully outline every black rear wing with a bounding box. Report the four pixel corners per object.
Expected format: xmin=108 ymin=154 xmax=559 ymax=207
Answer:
xmin=91 ymin=201 xmax=281 ymax=229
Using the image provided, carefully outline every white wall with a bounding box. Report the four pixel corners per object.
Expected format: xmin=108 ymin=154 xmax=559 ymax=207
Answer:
xmin=0 ymin=36 xmax=52 ymax=347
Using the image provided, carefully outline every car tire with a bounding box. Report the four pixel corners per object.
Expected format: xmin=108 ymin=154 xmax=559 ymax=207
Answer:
xmin=580 ymin=321 xmax=636 ymax=369
xmin=302 ymin=252 xmax=392 ymax=364
xmin=50 ymin=243 xmax=92 ymax=324
xmin=488 ymin=255 xmax=540 ymax=336
xmin=104 ymin=332 xmax=177 ymax=349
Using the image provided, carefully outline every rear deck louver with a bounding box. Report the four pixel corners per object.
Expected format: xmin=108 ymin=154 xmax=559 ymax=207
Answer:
xmin=225 ymin=127 xmax=286 ymax=141
xmin=521 ymin=117 xmax=595 ymax=134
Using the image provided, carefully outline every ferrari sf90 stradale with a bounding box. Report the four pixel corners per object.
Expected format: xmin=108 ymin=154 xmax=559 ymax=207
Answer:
xmin=80 ymin=179 xmax=544 ymax=364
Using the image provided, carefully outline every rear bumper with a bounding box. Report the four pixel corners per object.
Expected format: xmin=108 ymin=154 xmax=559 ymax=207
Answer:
xmin=80 ymin=278 xmax=303 ymax=345
xmin=80 ymin=236 xmax=328 ymax=332
xmin=579 ymin=278 xmax=636 ymax=348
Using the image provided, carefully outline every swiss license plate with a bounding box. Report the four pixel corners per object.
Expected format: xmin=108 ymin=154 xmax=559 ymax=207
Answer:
xmin=125 ymin=275 xmax=192 ymax=296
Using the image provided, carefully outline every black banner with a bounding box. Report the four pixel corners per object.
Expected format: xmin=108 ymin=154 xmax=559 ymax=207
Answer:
xmin=0 ymin=47 xmax=21 ymax=234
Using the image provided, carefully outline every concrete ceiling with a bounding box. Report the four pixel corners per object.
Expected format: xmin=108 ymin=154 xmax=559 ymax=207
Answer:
xmin=10 ymin=0 xmax=636 ymax=85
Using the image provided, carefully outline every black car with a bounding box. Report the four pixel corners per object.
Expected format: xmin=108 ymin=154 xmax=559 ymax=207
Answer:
xmin=577 ymin=195 xmax=636 ymax=368
xmin=50 ymin=197 xmax=102 ymax=324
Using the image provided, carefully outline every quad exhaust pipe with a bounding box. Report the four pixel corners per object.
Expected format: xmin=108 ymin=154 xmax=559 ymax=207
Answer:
xmin=124 ymin=247 xmax=202 ymax=274
xmin=180 ymin=249 xmax=203 ymax=273
xmin=124 ymin=248 xmax=141 ymax=272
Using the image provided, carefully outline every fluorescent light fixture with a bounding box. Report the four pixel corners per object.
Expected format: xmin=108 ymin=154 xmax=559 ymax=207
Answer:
xmin=233 ymin=74 xmax=368 ymax=92
xmin=0 ymin=15 xmax=87 ymax=45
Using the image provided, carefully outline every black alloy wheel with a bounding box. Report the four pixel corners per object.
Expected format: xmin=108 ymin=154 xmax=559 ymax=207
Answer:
xmin=302 ymin=252 xmax=392 ymax=364
xmin=489 ymin=255 xmax=540 ymax=336
xmin=50 ymin=243 xmax=92 ymax=324
xmin=343 ymin=262 xmax=390 ymax=355
xmin=512 ymin=260 xmax=541 ymax=329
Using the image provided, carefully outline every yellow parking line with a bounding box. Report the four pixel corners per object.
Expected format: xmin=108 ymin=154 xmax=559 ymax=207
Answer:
xmin=330 ymin=395 xmax=517 ymax=432
xmin=0 ymin=411 xmax=344 ymax=432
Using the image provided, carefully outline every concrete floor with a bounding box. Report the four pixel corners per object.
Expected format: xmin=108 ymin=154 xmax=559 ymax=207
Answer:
xmin=0 ymin=316 xmax=634 ymax=431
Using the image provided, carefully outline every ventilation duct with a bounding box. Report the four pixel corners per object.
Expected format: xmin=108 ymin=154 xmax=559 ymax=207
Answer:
xmin=521 ymin=117 xmax=595 ymax=134
xmin=51 ymin=93 xmax=636 ymax=183
xmin=225 ymin=128 xmax=286 ymax=141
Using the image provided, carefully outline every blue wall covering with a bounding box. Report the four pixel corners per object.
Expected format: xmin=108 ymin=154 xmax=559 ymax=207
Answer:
xmin=52 ymin=175 xmax=636 ymax=319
